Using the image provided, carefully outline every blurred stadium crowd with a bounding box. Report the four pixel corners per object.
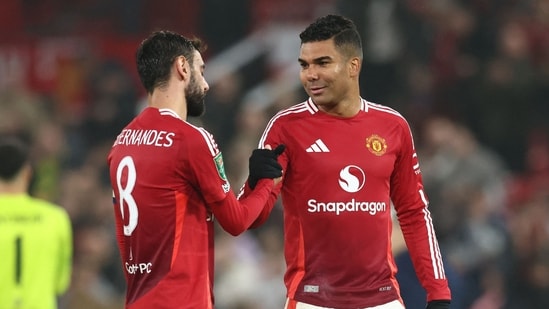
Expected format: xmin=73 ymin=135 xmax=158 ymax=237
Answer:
xmin=1 ymin=0 xmax=548 ymax=308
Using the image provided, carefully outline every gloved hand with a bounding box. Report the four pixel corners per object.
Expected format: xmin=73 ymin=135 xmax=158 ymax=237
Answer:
xmin=426 ymin=300 xmax=451 ymax=309
xmin=248 ymin=144 xmax=286 ymax=189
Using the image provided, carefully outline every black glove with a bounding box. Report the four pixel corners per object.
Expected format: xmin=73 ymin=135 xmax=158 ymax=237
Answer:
xmin=248 ymin=144 xmax=285 ymax=189
xmin=426 ymin=300 xmax=451 ymax=309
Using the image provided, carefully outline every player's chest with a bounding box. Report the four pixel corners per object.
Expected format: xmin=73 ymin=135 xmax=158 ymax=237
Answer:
xmin=284 ymin=119 xmax=401 ymax=179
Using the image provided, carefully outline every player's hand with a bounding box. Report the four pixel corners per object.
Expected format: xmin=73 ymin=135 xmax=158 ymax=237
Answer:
xmin=248 ymin=144 xmax=285 ymax=189
xmin=268 ymin=145 xmax=285 ymax=187
xmin=426 ymin=300 xmax=450 ymax=309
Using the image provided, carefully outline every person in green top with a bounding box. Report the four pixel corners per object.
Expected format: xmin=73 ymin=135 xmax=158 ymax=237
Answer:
xmin=0 ymin=136 xmax=72 ymax=309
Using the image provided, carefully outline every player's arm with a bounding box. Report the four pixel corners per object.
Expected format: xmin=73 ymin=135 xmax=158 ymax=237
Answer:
xmin=55 ymin=208 xmax=72 ymax=295
xmin=212 ymin=146 xmax=285 ymax=235
xmin=391 ymin=120 xmax=451 ymax=304
xmin=190 ymin=128 xmax=283 ymax=236
xmin=248 ymin=182 xmax=281 ymax=229
xmin=211 ymin=178 xmax=277 ymax=236
xmin=236 ymin=179 xmax=280 ymax=229
xmin=238 ymin=126 xmax=287 ymax=228
xmin=233 ymin=144 xmax=285 ymax=230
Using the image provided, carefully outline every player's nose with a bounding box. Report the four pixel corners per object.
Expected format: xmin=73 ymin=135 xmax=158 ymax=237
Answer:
xmin=203 ymin=80 xmax=210 ymax=92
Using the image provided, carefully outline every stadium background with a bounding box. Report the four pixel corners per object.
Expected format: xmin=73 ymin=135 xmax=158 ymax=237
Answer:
xmin=1 ymin=0 xmax=548 ymax=308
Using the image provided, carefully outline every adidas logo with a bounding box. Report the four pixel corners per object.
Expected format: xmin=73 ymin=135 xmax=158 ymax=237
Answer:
xmin=306 ymin=139 xmax=330 ymax=152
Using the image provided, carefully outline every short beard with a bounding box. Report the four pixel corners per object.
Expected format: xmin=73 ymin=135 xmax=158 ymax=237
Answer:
xmin=186 ymin=72 xmax=206 ymax=117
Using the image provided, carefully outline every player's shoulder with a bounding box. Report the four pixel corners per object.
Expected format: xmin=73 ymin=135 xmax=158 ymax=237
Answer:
xmin=136 ymin=107 xmax=186 ymax=128
xmin=33 ymin=198 xmax=68 ymax=214
xmin=365 ymin=100 xmax=409 ymax=125
xmin=269 ymin=100 xmax=314 ymax=123
xmin=147 ymin=108 xmax=214 ymax=139
xmin=183 ymin=122 xmax=218 ymax=149
xmin=116 ymin=107 xmax=215 ymax=147
xmin=24 ymin=196 xmax=70 ymax=220
xmin=365 ymin=100 xmax=404 ymax=118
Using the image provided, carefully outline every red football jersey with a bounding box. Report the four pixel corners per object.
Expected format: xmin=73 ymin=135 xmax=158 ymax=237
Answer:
xmin=108 ymin=107 xmax=273 ymax=309
xmin=241 ymin=98 xmax=451 ymax=308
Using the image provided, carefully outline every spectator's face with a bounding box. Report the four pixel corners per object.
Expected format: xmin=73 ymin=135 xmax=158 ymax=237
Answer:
xmin=298 ymin=38 xmax=353 ymax=108
xmin=186 ymin=50 xmax=209 ymax=117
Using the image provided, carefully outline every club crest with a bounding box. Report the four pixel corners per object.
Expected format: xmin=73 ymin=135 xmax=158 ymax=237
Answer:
xmin=366 ymin=134 xmax=387 ymax=156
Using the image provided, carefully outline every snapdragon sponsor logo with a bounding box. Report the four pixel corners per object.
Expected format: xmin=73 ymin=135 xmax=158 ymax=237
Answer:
xmin=307 ymin=165 xmax=387 ymax=215
xmin=338 ymin=165 xmax=365 ymax=193
xmin=307 ymin=199 xmax=386 ymax=215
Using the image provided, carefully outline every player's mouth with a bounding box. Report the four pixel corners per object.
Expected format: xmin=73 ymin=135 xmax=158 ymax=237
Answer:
xmin=309 ymin=86 xmax=325 ymax=96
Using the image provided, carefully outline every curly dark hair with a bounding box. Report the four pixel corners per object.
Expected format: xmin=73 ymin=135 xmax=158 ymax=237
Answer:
xmin=299 ymin=14 xmax=363 ymax=59
xmin=136 ymin=30 xmax=207 ymax=94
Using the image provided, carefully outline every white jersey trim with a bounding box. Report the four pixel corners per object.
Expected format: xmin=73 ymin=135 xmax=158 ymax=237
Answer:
xmin=196 ymin=127 xmax=219 ymax=157
xmin=158 ymin=108 xmax=181 ymax=119
xmin=420 ymin=189 xmax=446 ymax=280
xmin=157 ymin=108 xmax=219 ymax=156
xmin=259 ymin=98 xmax=394 ymax=148
xmin=258 ymin=102 xmax=310 ymax=147
xmin=306 ymin=97 xmax=370 ymax=113
xmin=366 ymin=102 xmax=404 ymax=119
xmin=285 ymin=299 xmax=404 ymax=309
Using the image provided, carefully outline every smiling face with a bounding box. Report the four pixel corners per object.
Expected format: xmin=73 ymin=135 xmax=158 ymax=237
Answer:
xmin=298 ymin=38 xmax=359 ymax=113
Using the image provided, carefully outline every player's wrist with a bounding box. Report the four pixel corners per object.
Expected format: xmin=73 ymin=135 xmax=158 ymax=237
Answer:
xmin=248 ymin=145 xmax=285 ymax=189
xmin=248 ymin=178 xmax=274 ymax=190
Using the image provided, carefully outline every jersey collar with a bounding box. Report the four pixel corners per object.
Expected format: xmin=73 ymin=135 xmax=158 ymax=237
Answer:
xmin=158 ymin=108 xmax=181 ymax=119
xmin=305 ymin=97 xmax=369 ymax=114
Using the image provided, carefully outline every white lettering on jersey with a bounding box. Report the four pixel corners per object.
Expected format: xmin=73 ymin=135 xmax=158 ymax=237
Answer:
xmin=114 ymin=129 xmax=175 ymax=147
xmin=304 ymin=285 xmax=319 ymax=293
xmin=307 ymin=199 xmax=387 ymax=215
xmin=125 ymin=262 xmax=153 ymax=274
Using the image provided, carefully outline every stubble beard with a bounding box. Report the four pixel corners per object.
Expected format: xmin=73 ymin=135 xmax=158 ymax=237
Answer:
xmin=186 ymin=72 xmax=206 ymax=117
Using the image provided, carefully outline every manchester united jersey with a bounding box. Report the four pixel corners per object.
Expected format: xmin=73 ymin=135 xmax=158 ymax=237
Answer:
xmin=242 ymin=98 xmax=451 ymax=308
xmin=108 ymin=107 xmax=273 ymax=309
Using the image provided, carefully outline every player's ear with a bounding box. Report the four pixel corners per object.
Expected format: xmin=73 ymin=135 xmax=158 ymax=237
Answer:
xmin=20 ymin=163 xmax=33 ymax=188
xmin=175 ymin=56 xmax=190 ymax=81
xmin=349 ymin=57 xmax=361 ymax=78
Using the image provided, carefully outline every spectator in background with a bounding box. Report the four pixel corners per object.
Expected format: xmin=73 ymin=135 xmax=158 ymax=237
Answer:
xmin=392 ymin=211 xmax=465 ymax=309
xmin=337 ymin=0 xmax=407 ymax=105
xmin=470 ymin=17 xmax=537 ymax=171
xmin=200 ymin=0 xmax=251 ymax=54
xmin=0 ymin=136 xmax=73 ymax=309
xmin=64 ymin=219 xmax=125 ymax=309
xmin=201 ymin=69 xmax=245 ymax=150
xmin=418 ymin=116 xmax=511 ymax=308
xmin=503 ymin=129 xmax=549 ymax=309
xmin=504 ymin=190 xmax=549 ymax=309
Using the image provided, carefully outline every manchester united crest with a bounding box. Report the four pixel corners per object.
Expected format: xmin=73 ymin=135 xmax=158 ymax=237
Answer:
xmin=366 ymin=134 xmax=387 ymax=156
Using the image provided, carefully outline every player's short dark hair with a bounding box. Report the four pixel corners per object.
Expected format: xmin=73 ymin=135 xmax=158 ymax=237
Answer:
xmin=136 ymin=30 xmax=207 ymax=94
xmin=0 ymin=136 xmax=30 ymax=181
xmin=299 ymin=14 xmax=363 ymax=60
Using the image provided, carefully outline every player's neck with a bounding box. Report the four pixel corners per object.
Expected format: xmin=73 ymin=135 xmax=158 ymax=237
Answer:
xmin=0 ymin=179 xmax=28 ymax=195
xmin=318 ymin=96 xmax=361 ymax=118
xmin=149 ymin=88 xmax=187 ymax=120
xmin=0 ymin=166 xmax=31 ymax=195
